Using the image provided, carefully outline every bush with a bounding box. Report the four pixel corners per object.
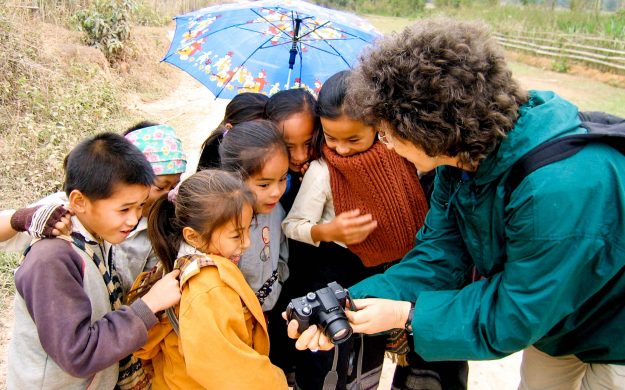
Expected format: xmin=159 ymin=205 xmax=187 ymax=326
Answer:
xmin=73 ymin=0 xmax=135 ymax=62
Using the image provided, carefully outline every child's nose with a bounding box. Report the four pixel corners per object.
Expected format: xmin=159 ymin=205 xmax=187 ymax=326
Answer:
xmin=127 ymin=210 xmax=141 ymax=226
xmin=292 ymin=147 xmax=308 ymax=164
xmin=242 ymin=235 xmax=251 ymax=252
xmin=336 ymin=144 xmax=350 ymax=155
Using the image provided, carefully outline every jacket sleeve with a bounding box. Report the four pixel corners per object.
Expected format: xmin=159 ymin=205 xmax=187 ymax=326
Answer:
xmin=0 ymin=192 xmax=68 ymax=252
xmin=0 ymin=209 xmax=31 ymax=252
xmin=179 ymin=285 xmax=287 ymax=389
xmin=281 ymin=160 xmax=332 ymax=246
xmin=133 ymin=316 xmax=171 ymax=361
xmin=386 ymin=165 xmax=624 ymax=361
xmin=278 ymin=205 xmax=290 ymax=284
xmin=349 ymin=168 xmax=473 ymax=300
xmin=15 ymin=239 xmax=158 ymax=378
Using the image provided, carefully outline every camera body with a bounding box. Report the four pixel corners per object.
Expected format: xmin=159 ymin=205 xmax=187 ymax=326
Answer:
xmin=286 ymin=281 xmax=353 ymax=344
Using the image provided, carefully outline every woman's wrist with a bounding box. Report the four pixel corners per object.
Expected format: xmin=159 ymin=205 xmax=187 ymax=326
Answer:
xmin=397 ymin=301 xmax=413 ymax=329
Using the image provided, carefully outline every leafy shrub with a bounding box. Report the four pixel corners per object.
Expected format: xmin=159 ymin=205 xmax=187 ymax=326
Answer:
xmin=133 ymin=1 xmax=170 ymax=26
xmin=73 ymin=0 xmax=135 ymax=62
xmin=552 ymin=57 xmax=570 ymax=72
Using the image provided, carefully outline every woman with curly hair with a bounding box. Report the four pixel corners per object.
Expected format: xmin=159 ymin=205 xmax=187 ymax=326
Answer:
xmin=287 ymin=18 xmax=625 ymax=389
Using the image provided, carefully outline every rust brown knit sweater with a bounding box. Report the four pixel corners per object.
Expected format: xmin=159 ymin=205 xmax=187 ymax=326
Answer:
xmin=322 ymin=142 xmax=429 ymax=266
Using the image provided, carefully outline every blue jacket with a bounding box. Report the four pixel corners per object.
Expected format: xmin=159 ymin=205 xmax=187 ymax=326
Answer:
xmin=350 ymin=91 xmax=625 ymax=364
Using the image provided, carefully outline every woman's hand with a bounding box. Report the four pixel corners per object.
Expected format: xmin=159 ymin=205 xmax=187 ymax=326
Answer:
xmin=346 ymin=298 xmax=412 ymax=335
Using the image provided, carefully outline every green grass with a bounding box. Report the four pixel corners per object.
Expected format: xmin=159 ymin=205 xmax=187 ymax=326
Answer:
xmin=0 ymin=253 xmax=19 ymax=311
xmin=430 ymin=5 xmax=625 ymax=39
xmin=507 ymin=61 xmax=625 ymax=116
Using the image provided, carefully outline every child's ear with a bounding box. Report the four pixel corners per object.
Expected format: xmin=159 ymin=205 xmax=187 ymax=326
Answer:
xmin=182 ymin=227 xmax=205 ymax=249
xmin=68 ymin=190 xmax=88 ymax=214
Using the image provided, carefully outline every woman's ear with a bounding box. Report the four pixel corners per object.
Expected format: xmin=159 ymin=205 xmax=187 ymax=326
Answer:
xmin=182 ymin=226 xmax=205 ymax=249
xmin=68 ymin=190 xmax=87 ymax=214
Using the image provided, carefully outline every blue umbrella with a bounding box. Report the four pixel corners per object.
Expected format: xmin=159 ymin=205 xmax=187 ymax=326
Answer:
xmin=162 ymin=0 xmax=381 ymax=99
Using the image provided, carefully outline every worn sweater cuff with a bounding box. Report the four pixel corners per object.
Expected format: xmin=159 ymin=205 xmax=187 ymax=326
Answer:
xmin=130 ymin=299 xmax=158 ymax=329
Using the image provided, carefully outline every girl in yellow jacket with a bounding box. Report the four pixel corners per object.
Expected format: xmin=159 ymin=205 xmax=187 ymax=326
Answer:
xmin=134 ymin=169 xmax=287 ymax=389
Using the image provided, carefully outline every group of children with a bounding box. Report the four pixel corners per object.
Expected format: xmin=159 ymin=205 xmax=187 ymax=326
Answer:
xmin=2 ymin=70 xmax=468 ymax=389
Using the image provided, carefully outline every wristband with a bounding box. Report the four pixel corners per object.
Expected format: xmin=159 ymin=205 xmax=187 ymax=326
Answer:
xmin=405 ymin=301 xmax=415 ymax=334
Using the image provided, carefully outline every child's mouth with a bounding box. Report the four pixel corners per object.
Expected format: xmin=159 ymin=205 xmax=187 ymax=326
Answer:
xmin=230 ymin=254 xmax=241 ymax=264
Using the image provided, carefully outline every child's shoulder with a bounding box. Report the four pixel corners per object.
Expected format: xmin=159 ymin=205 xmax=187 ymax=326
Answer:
xmin=301 ymin=159 xmax=330 ymax=184
xmin=180 ymin=255 xmax=239 ymax=298
xmin=18 ymin=238 xmax=85 ymax=276
xmin=309 ymin=158 xmax=328 ymax=172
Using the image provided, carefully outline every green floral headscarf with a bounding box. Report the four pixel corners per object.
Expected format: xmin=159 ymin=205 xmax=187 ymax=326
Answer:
xmin=125 ymin=125 xmax=187 ymax=175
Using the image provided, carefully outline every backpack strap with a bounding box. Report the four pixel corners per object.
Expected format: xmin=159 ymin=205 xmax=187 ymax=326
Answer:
xmin=166 ymin=254 xmax=220 ymax=336
xmin=504 ymin=112 xmax=625 ymax=204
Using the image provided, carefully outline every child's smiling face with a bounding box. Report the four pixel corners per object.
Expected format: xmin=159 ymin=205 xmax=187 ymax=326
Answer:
xmin=73 ymin=183 xmax=150 ymax=244
xmin=205 ymin=203 xmax=253 ymax=264
xmin=245 ymin=150 xmax=289 ymax=214
xmin=279 ymin=111 xmax=315 ymax=172
xmin=321 ymin=115 xmax=376 ymax=157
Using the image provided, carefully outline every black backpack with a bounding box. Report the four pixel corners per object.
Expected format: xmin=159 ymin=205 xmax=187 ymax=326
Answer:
xmin=504 ymin=111 xmax=625 ymax=203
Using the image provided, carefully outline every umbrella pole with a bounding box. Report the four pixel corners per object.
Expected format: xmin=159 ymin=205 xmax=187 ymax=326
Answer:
xmin=286 ymin=68 xmax=292 ymax=89
xmin=286 ymin=17 xmax=303 ymax=90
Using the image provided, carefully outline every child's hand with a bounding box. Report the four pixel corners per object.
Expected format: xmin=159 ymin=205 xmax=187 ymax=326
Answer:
xmin=142 ymin=269 xmax=181 ymax=313
xmin=10 ymin=204 xmax=73 ymax=238
xmin=329 ymin=209 xmax=377 ymax=244
xmin=299 ymin=162 xmax=310 ymax=177
xmin=281 ymin=312 xmax=335 ymax=352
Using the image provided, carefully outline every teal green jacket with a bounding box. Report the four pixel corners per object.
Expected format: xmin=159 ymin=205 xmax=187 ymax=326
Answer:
xmin=349 ymin=91 xmax=625 ymax=364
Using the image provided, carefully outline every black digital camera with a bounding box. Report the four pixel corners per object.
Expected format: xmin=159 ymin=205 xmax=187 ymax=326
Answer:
xmin=285 ymin=281 xmax=353 ymax=344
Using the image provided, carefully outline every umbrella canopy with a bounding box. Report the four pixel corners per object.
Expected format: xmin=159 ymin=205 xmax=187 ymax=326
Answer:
xmin=162 ymin=0 xmax=381 ymax=99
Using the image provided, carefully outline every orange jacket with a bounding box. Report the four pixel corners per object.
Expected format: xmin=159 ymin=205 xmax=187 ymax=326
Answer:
xmin=135 ymin=254 xmax=287 ymax=389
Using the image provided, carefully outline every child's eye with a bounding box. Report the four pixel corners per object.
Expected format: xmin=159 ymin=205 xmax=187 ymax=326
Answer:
xmin=258 ymin=183 xmax=269 ymax=188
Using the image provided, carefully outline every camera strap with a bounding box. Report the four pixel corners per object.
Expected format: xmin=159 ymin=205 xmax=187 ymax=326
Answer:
xmin=321 ymin=334 xmax=365 ymax=390
xmin=322 ymin=348 xmax=339 ymax=390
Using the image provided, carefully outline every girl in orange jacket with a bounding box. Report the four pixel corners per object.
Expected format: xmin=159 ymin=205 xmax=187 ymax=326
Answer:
xmin=134 ymin=169 xmax=287 ymax=389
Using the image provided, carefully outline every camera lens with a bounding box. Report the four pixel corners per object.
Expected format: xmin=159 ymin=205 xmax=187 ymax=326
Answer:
xmin=323 ymin=317 xmax=352 ymax=344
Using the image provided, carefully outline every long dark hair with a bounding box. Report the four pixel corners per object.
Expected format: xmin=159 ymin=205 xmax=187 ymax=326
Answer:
xmin=148 ymin=170 xmax=255 ymax=272
xmin=265 ymin=88 xmax=324 ymax=162
xmin=197 ymin=93 xmax=268 ymax=171
xmin=197 ymin=119 xmax=288 ymax=179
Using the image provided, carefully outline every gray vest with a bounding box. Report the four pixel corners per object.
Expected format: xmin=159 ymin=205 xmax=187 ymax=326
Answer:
xmin=7 ymin=243 xmax=118 ymax=389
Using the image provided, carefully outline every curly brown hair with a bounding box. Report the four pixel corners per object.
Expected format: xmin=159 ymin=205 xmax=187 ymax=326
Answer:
xmin=346 ymin=18 xmax=529 ymax=168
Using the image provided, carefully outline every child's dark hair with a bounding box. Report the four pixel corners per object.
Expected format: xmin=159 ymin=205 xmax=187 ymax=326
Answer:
xmin=265 ymin=88 xmax=323 ymax=161
xmin=219 ymin=120 xmax=288 ymax=178
xmin=123 ymin=121 xmax=161 ymax=135
xmin=149 ymin=170 xmax=255 ymax=272
xmin=63 ymin=132 xmax=155 ymax=200
xmin=316 ymin=70 xmax=352 ymax=120
xmin=223 ymin=92 xmax=269 ymax=126
xmin=197 ymin=93 xmax=268 ymax=171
